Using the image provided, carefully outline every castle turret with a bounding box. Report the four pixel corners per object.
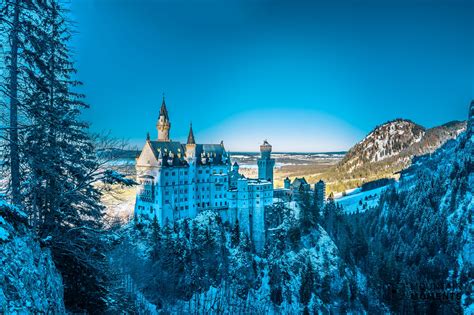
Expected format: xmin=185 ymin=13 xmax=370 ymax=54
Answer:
xmin=257 ymin=140 xmax=275 ymax=185
xmin=186 ymin=123 xmax=197 ymax=159
xmin=156 ymin=95 xmax=171 ymax=141
xmin=314 ymin=179 xmax=326 ymax=209
xmin=284 ymin=177 xmax=291 ymax=189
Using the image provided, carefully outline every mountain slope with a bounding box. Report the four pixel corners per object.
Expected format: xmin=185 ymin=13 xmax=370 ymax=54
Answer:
xmin=324 ymin=119 xmax=466 ymax=192
xmin=340 ymin=119 xmax=425 ymax=171
xmin=350 ymin=128 xmax=473 ymax=313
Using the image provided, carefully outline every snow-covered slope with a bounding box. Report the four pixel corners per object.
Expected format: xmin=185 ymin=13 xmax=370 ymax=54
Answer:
xmin=359 ymin=129 xmax=473 ymax=312
xmin=0 ymin=200 xmax=65 ymax=313
xmin=337 ymin=119 xmax=466 ymax=174
xmin=335 ymin=186 xmax=387 ymax=214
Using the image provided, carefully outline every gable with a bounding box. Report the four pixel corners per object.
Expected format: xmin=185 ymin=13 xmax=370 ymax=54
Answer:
xmin=136 ymin=142 xmax=160 ymax=167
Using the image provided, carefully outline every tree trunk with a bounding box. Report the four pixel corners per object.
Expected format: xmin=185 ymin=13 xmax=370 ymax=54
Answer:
xmin=9 ymin=0 xmax=21 ymax=206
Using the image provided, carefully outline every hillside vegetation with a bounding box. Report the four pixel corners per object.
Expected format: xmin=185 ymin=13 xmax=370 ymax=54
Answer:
xmin=321 ymin=119 xmax=466 ymax=193
xmin=339 ymin=129 xmax=474 ymax=313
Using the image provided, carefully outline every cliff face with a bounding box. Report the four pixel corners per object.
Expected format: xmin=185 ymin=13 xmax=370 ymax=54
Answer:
xmin=0 ymin=201 xmax=65 ymax=313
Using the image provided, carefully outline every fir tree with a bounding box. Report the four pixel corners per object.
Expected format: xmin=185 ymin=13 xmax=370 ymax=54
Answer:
xmin=18 ymin=1 xmax=110 ymax=311
xmin=269 ymin=263 xmax=283 ymax=306
xmin=299 ymin=258 xmax=314 ymax=306
xmin=231 ymin=219 xmax=240 ymax=248
xmin=149 ymin=215 xmax=162 ymax=261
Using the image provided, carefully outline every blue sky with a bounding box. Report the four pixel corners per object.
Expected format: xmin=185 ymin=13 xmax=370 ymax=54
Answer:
xmin=70 ymin=0 xmax=474 ymax=151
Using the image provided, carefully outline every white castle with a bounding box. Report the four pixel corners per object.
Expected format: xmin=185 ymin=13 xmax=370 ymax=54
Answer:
xmin=134 ymin=97 xmax=275 ymax=251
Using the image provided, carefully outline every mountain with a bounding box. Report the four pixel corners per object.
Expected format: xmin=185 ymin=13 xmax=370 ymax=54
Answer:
xmin=324 ymin=119 xmax=466 ymax=192
xmin=345 ymin=128 xmax=474 ymax=313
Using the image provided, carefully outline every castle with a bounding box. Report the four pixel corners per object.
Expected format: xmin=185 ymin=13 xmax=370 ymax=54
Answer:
xmin=277 ymin=176 xmax=326 ymax=208
xmin=134 ymin=97 xmax=274 ymax=251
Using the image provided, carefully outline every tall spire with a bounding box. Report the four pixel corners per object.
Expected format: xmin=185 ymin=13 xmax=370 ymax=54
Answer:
xmin=160 ymin=93 xmax=169 ymax=120
xmin=187 ymin=122 xmax=195 ymax=145
xmin=157 ymin=93 xmax=171 ymax=141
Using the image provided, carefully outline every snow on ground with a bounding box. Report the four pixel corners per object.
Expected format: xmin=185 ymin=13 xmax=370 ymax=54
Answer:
xmin=335 ymin=186 xmax=387 ymax=214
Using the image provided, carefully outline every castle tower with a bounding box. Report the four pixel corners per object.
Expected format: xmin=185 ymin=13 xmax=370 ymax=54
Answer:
xmin=257 ymin=140 xmax=275 ymax=185
xmin=314 ymin=180 xmax=326 ymax=210
xmin=284 ymin=177 xmax=291 ymax=189
xmin=156 ymin=95 xmax=171 ymax=141
xmin=186 ymin=123 xmax=196 ymax=159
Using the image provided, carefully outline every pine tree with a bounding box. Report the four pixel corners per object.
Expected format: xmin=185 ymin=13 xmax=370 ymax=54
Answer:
xmin=299 ymin=258 xmax=314 ymax=306
xmin=269 ymin=263 xmax=283 ymax=305
xmin=18 ymin=1 xmax=110 ymax=311
xmin=299 ymin=190 xmax=315 ymax=232
xmin=149 ymin=215 xmax=162 ymax=261
xmin=1 ymin=0 xmax=20 ymax=205
xmin=0 ymin=0 xmax=47 ymax=206
xmin=231 ymin=219 xmax=240 ymax=248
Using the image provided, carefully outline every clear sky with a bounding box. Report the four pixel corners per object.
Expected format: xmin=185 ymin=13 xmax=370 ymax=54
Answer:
xmin=69 ymin=0 xmax=474 ymax=152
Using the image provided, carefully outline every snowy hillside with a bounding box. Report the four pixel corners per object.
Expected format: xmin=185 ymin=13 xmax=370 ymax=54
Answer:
xmin=345 ymin=129 xmax=474 ymax=313
xmin=0 ymin=200 xmax=65 ymax=313
xmin=323 ymin=119 xmax=466 ymax=193
xmin=338 ymin=119 xmax=465 ymax=173
xmin=335 ymin=186 xmax=387 ymax=214
xmin=110 ymin=209 xmax=382 ymax=313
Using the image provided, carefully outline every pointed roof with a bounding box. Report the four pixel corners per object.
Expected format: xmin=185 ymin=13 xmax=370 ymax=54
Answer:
xmin=187 ymin=123 xmax=195 ymax=145
xmin=159 ymin=94 xmax=169 ymax=120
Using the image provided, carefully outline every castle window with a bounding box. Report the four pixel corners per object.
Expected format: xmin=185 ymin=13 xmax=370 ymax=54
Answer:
xmin=198 ymin=170 xmax=202 ymax=174
xmin=172 ymin=172 xmax=175 ymax=176
xmin=139 ymin=179 xmax=154 ymax=202
xmin=206 ymin=170 xmax=210 ymax=174
xmin=165 ymin=172 xmax=169 ymax=176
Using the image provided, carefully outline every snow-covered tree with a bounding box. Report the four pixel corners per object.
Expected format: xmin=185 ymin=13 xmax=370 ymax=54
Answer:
xmin=17 ymin=1 xmax=111 ymax=311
